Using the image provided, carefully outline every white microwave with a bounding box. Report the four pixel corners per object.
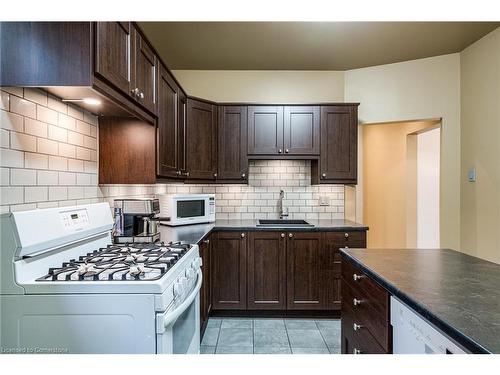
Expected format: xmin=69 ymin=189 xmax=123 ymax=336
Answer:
xmin=160 ymin=194 xmax=216 ymax=226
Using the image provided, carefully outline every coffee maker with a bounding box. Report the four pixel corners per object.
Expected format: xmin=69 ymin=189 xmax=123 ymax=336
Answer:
xmin=113 ymin=198 xmax=162 ymax=243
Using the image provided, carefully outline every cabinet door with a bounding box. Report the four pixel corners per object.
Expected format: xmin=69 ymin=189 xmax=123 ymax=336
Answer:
xmin=132 ymin=28 xmax=157 ymax=114
xmin=283 ymin=106 xmax=320 ymax=155
xmin=217 ymin=106 xmax=248 ymax=181
xmin=157 ymin=64 xmax=180 ymax=178
xmin=286 ymin=232 xmax=325 ymax=310
xmin=199 ymin=237 xmax=211 ymax=334
xmin=318 ymin=105 xmax=358 ymax=183
xmin=247 ymin=232 xmax=287 ymax=310
xmin=247 ymin=106 xmax=284 ymax=155
xmin=186 ymin=99 xmax=217 ymax=180
xmin=95 ymin=22 xmax=132 ymax=95
xmin=178 ymin=91 xmax=187 ymax=174
xmin=212 ymin=232 xmax=247 ymax=310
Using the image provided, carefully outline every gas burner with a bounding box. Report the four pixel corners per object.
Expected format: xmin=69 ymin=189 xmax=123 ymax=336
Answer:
xmin=36 ymin=241 xmax=193 ymax=282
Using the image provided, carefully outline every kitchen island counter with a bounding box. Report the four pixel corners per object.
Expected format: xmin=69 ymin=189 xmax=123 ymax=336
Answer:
xmin=341 ymin=248 xmax=500 ymax=354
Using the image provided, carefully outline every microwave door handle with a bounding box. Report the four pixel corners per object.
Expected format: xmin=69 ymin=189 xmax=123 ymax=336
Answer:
xmin=162 ymin=270 xmax=202 ymax=329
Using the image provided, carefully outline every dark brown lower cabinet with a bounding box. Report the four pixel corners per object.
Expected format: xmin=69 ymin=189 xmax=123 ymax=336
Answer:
xmin=286 ymin=232 xmax=325 ymax=310
xmin=324 ymin=231 xmax=367 ymax=310
xmin=211 ymin=231 xmax=247 ymax=310
xmin=247 ymin=232 xmax=287 ymax=310
xmin=341 ymin=257 xmax=391 ymax=354
xmin=199 ymin=236 xmax=211 ymax=336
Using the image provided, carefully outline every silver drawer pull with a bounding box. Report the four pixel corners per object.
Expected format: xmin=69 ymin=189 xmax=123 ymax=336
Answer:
xmin=353 ymin=273 xmax=365 ymax=281
xmin=353 ymin=348 xmax=362 ymax=355
xmin=353 ymin=298 xmax=363 ymax=306
xmin=353 ymin=323 xmax=363 ymax=331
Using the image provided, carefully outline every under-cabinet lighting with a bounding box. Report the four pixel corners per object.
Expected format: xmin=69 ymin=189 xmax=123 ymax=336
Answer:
xmin=62 ymin=98 xmax=102 ymax=106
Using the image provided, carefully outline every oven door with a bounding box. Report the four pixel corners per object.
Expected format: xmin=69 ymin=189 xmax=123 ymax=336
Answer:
xmin=156 ymin=270 xmax=202 ymax=354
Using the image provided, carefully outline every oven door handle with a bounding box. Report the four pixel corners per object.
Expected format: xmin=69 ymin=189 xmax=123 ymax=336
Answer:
xmin=160 ymin=269 xmax=202 ymax=330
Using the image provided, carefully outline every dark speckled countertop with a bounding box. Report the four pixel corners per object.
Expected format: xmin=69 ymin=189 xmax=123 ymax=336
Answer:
xmin=159 ymin=219 xmax=368 ymax=245
xmin=340 ymin=248 xmax=500 ymax=354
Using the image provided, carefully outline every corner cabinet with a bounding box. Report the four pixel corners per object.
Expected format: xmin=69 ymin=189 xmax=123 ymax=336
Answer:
xmin=157 ymin=63 xmax=187 ymax=179
xmin=185 ymin=99 xmax=218 ymax=180
xmin=312 ymin=105 xmax=359 ymax=184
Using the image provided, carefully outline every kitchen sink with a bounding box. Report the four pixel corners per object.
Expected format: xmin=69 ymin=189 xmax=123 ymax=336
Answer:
xmin=256 ymin=219 xmax=314 ymax=227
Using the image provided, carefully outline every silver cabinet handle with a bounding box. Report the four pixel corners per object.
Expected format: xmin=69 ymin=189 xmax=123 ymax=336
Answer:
xmin=285 ymin=149 xmax=289 ymax=153
xmin=321 ymin=173 xmax=326 ymax=178
xmin=344 ymin=232 xmax=349 ymax=238
xmin=288 ymin=233 xmax=293 ymax=238
xmin=241 ymin=173 xmax=246 ymax=178
xmin=176 ymin=170 xmax=181 ymax=176
xmin=131 ymin=88 xmax=139 ymax=96
xmin=278 ymin=149 xmax=283 ymax=153
xmin=353 ymin=273 xmax=365 ymax=281
xmin=213 ymin=173 xmax=217 ymax=179
xmin=203 ymin=239 xmax=210 ymax=244
xmin=139 ymin=92 xmax=144 ymax=99
xmin=182 ymin=171 xmax=190 ymax=177
xmin=353 ymin=348 xmax=362 ymax=355
xmin=353 ymin=298 xmax=363 ymax=306
xmin=281 ymin=233 xmax=285 ymax=238
xmin=353 ymin=323 xmax=363 ymax=331
xmin=241 ymin=233 xmax=245 ymax=238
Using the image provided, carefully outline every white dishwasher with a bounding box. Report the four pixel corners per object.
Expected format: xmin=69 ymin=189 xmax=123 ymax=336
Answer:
xmin=390 ymin=296 xmax=467 ymax=354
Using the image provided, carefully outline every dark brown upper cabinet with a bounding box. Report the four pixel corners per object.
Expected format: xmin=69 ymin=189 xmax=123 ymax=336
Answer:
xmin=247 ymin=106 xmax=284 ymax=155
xmin=186 ymin=98 xmax=217 ymax=180
xmin=131 ymin=28 xmax=157 ymax=114
xmin=217 ymin=106 xmax=248 ymax=181
xmin=247 ymin=232 xmax=287 ymax=310
xmin=248 ymin=106 xmax=319 ymax=157
xmin=157 ymin=64 xmax=184 ymax=179
xmin=312 ymin=104 xmax=359 ymax=184
xmin=94 ymin=22 xmax=132 ymax=95
xmin=212 ymin=231 xmax=247 ymax=310
xmin=283 ymin=106 xmax=320 ymax=155
xmin=286 ymin=231 xmax=325 ymax=310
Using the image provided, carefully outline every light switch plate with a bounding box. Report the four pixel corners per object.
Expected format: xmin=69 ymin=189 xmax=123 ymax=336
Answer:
xmin=319 ymin=196 xmax=330 ymax=206
xmin=468 ymin=168 xmax=476 ymax=182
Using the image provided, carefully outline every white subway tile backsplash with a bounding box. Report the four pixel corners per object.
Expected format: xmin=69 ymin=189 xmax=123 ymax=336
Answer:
xmin=1 ymin=129 xmax=9 ymax=148
xmin=37 ymin=170 xmax=59 ymax=185
xmin=1 ymin=110 xmax=24 ymax=132
xmin=48 ymin=95 xmax=67 ymax=114
xmin=25 ymin=186 xmax=48 ymax=203
xmin=37 ymin=138 xmax=58 ymax=155
xmin=1 ymin=91 xmax=10 ymax=110
xmin=10 ymin=96 xmax=36 ymax=119
xmin=59 ymin=143 xmax=76 ymax=158
xmin=48 ymin=124 xmax=67 ymax=142
xmin=11 ymin=169 xmax=37 ymax=186
xmin=37 ymin=105 xmax=58 ymax=125
xmin=24 ymin=118 xmax=48 ymax=137
xmin=67 ymin=105 xmax=84 ymax=120
xmin=0 ymin=168 xmax=9 ymax=186
xmin=48 ymin=186 xmax=67 ymax=201
xmin=10 ymin=132 xmax=37 ymax=152
xmin=1 ymin=187 xmax=24 ymax=204
xmin=1 ymin=148 xmax=24 ymax=168
xmin=48 ymin=155 xmax=68 ymax=171
xmin=24 ymin=88 xmax=48 ymax=106
xmin=58 ymin=113 xmax=76 ymax=131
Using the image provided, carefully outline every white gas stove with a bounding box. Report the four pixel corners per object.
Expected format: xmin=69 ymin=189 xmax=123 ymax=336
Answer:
xmin=0 ymin=203 xmax=202 ymax=354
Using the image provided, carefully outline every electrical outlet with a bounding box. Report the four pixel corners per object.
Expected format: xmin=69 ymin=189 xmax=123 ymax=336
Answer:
xmin=319 ymin=196 xmax=330 ymax=206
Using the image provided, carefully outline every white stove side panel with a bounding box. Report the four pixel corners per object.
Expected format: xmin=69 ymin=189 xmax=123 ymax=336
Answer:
xmin=1 ymin=294 xmax=156 ymax=354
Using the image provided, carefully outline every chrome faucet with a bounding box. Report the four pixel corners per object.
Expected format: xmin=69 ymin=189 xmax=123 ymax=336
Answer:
xmin=278 ymin=190 xmax=289 ymax=219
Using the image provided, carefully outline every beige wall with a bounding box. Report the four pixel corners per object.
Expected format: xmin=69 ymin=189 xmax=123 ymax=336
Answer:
xmin=345 ymin=54 xmax=461 ymax=250
xmin=460 ymin=27 xmax=500 ymax=263
xmin=172 ymin=70 xmax=345 ymax=103
xmin=362 ymin=121 xmax=438 ymax=248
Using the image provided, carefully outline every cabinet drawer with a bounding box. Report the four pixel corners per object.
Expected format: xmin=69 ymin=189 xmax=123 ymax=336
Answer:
xmin=342 ymin=302 xmax=387 ymax=354
xmin=342 ymin=258 xmax=385 ymax=299
xmin=342 ymin=281 xmax=390 ymax=350
xmin=328 ymin=231 xmax=366 ymax=249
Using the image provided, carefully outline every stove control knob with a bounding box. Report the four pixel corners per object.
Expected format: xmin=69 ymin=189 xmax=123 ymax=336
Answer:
xmin=173 ymin=279 xmax=185 ymax=297
xmin=180 ymin=276 xmax=189 ymax=289
xmin=185 ymin=267 xmax=195 ymax=279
